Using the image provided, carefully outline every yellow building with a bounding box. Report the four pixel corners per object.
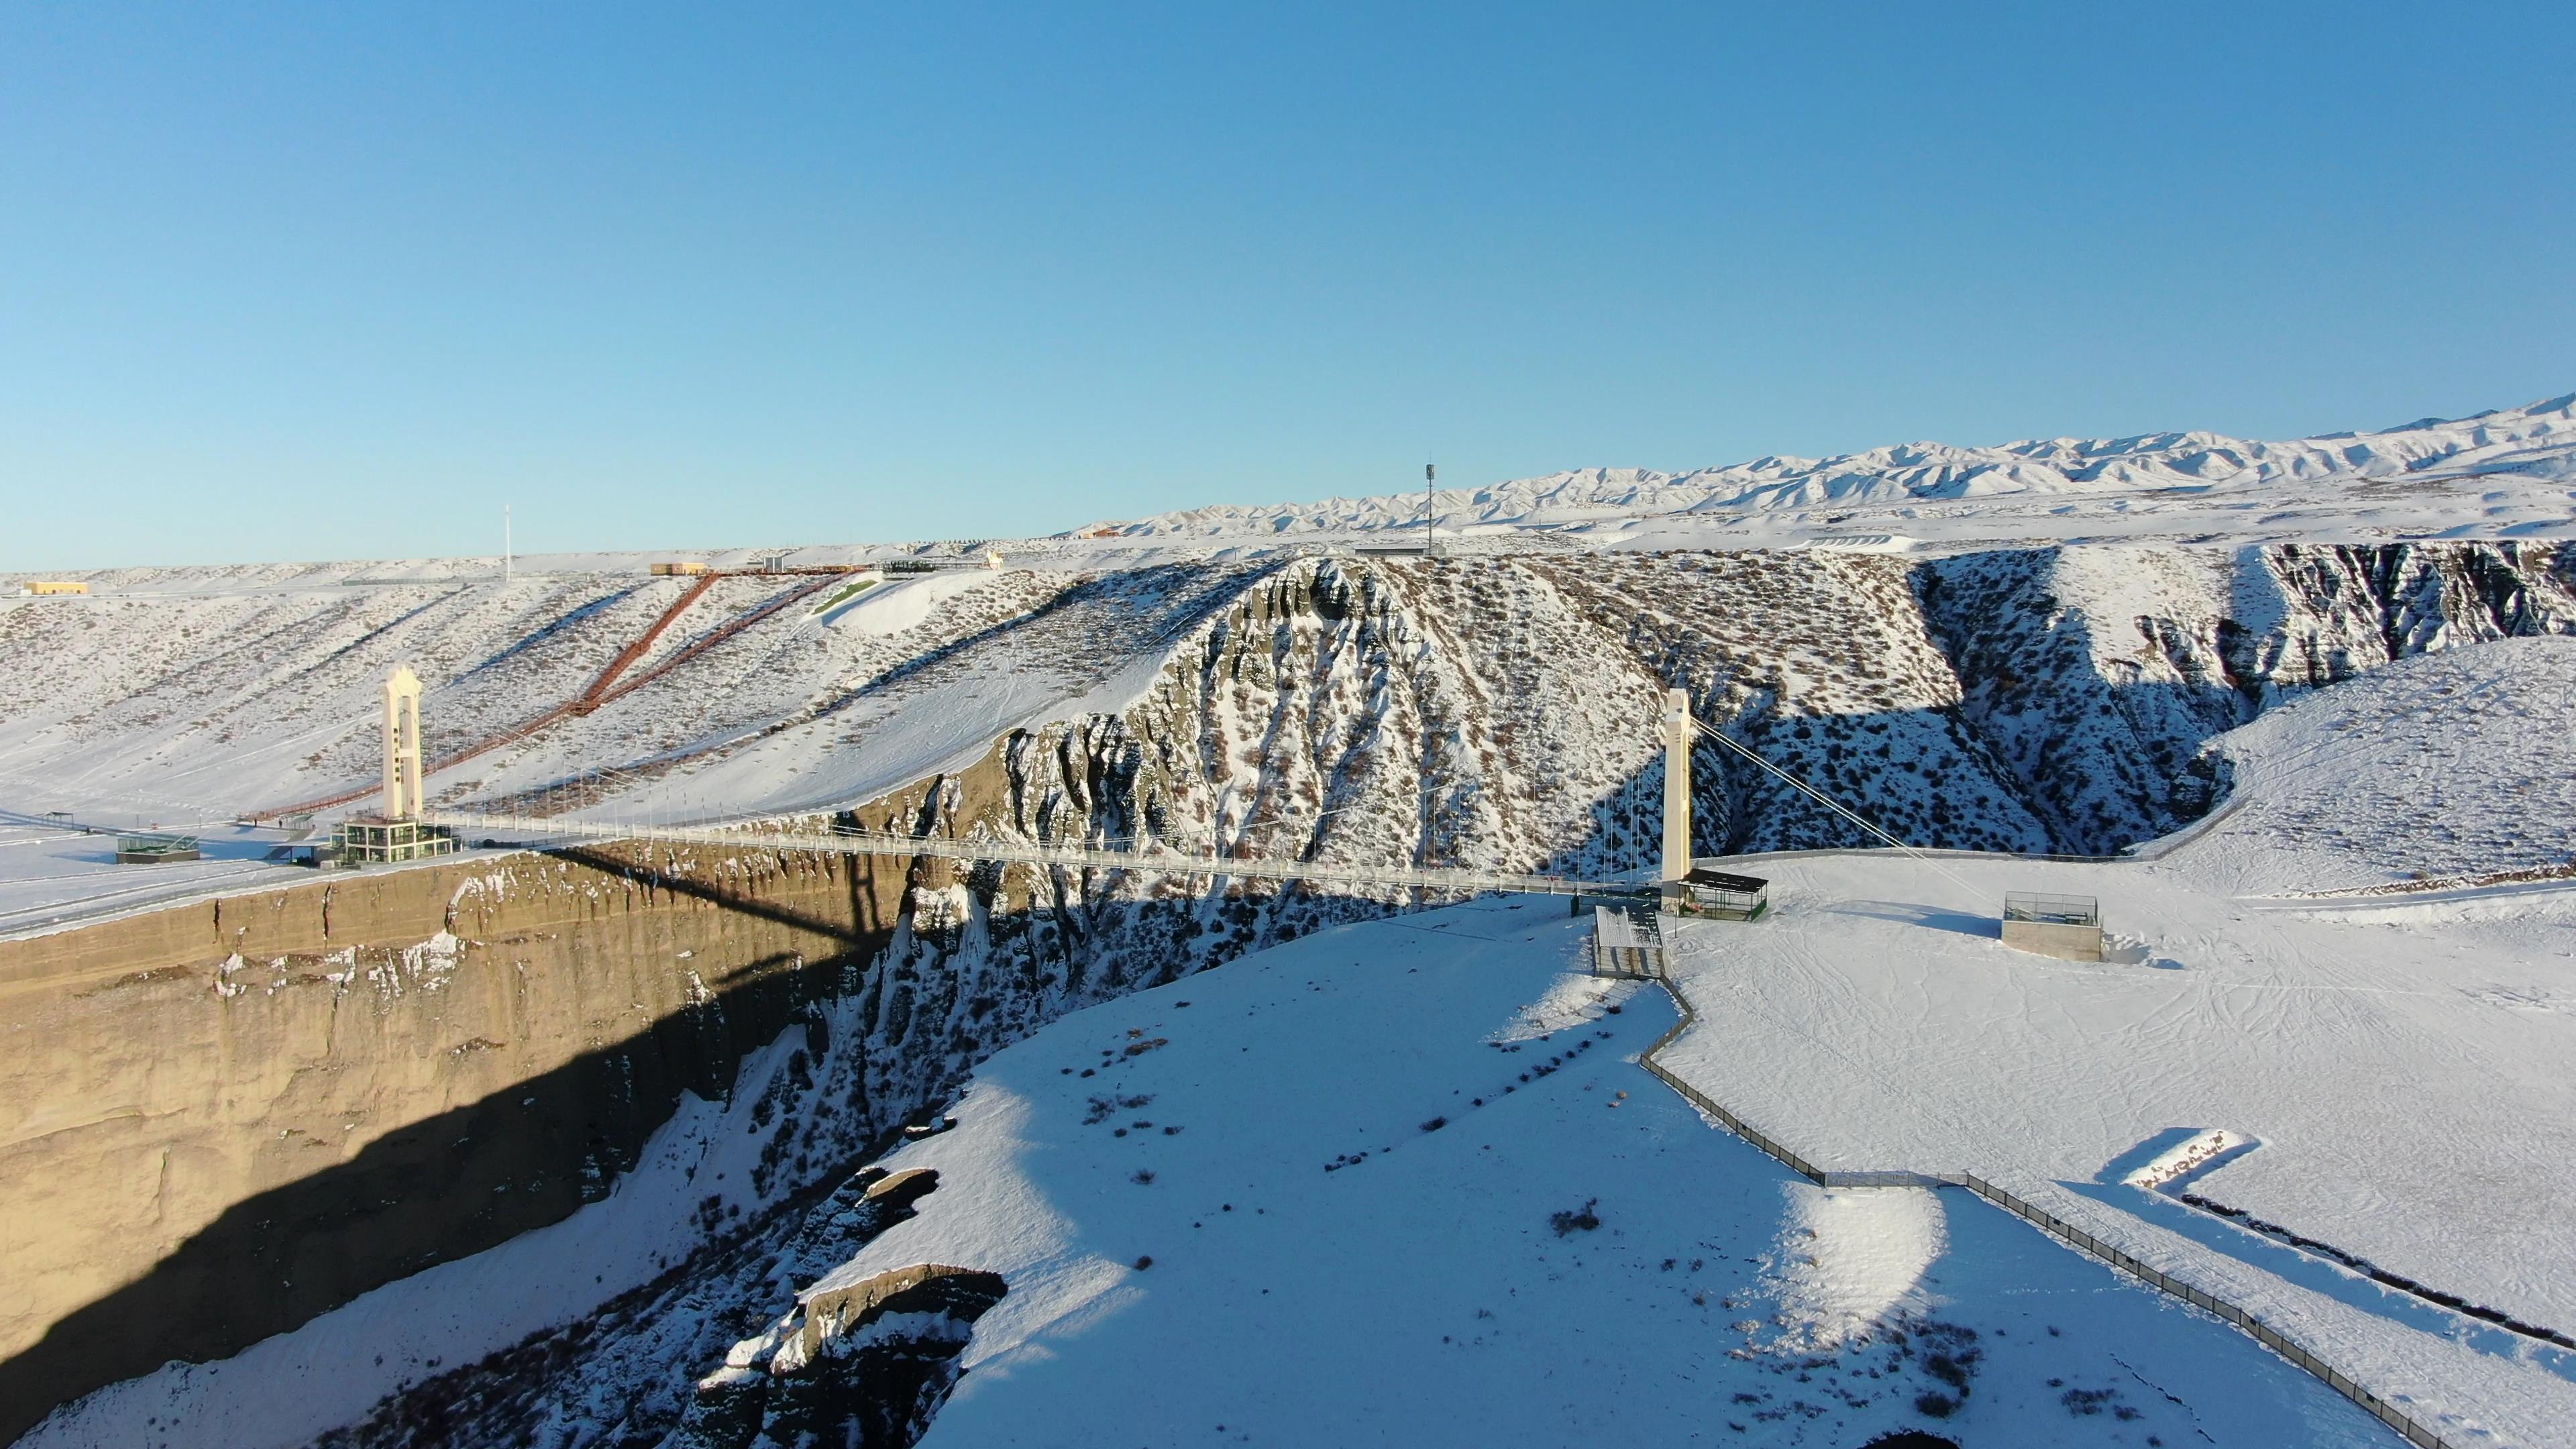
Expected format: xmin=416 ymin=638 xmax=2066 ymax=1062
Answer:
xmin=650 ymin=561 xmax=711 ymax=576
xmin=25 ymin=580 xmax=89 ymax=595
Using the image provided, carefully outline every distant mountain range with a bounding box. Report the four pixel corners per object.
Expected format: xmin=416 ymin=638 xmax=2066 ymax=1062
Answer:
xmin=1095 ymin=391 xmax=2576 ymax=537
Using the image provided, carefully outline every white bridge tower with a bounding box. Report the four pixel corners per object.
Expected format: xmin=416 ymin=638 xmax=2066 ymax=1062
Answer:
xmin=382 ymin=665 xmax=425 ymax=819
xmin=1661 ymin=687 xmax=1692 ymax=885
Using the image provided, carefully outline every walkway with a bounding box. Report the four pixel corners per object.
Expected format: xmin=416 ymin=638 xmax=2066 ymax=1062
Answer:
xmin=419 ymin=808 xmax=1650 ymax=900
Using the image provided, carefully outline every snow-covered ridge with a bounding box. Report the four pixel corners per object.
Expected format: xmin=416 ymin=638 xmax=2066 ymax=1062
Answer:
xmin=1097 ymin=391 xmax=2576 ymax=538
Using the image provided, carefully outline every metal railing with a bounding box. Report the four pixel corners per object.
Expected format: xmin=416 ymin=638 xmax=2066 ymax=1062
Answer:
xmin=2002 ymin=890 xmax=2100 ymax=927
xmin=1951 ymin=1173 xmax=2457 ymax=1449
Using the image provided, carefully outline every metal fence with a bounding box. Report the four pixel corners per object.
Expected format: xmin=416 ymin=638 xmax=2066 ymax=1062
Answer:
xmin=1633 ymin=971 xmax=2459 ymax=1449
xmin=1951 ymin=1173 xmax=2456 ymax=1449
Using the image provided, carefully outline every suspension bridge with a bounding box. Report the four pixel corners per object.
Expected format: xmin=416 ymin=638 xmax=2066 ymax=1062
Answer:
xmin=416 ymin=806 xmax=1652 ymax=900
xmin=335 ymin=677 xmax=1747 ymax=902
xmin=314 ymin=672 xmax=1907 ymax=917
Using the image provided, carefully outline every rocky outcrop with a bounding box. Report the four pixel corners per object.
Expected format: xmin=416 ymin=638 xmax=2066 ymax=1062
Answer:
xmin=668 ymin=1263 xmax=1008 ymax=1449
xmin=1917 ymin=542 xmax=2576 ymax=851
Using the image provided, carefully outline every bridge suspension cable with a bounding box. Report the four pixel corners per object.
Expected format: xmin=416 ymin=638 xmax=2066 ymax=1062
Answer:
xmin=1685 ymin=714 xmax=1984 ymax=902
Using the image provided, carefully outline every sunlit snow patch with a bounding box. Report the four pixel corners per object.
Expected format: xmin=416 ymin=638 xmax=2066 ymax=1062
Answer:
xmin=816 ymin=572 xmax=998 ymax=635
xmin=1489 ymin=970 xmax=1640 ymax=1043
xmin=1751 ymin=1183 xmax=1947 ymax=1352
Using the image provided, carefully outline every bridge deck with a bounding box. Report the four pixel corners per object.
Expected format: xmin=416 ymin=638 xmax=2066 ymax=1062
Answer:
xmin=420 ymin=810 xmax=1647 ymax=898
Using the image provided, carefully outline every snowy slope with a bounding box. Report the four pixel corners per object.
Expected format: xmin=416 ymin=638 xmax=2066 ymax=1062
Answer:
xmin=0 ymin=564 xmax=1183 ymax=833
xmin=1644 ymin=636 xmax=2576 ymax=1447
xmin=685 ymin=897 xmax=2384 ymax=1448
xmin=2172 ymin=637 xmax=2576 ymax=896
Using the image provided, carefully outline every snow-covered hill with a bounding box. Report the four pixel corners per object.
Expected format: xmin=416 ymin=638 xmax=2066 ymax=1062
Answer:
xmin=1091 ymin=392 xmax=2576 ymax=551
xmin=2175 ymin=637 xmax=2576 ymax=896
xmin=3 ymin=543 xmax=2570 ymax=937
xmin=10 ymin=394 xmax=2576 ymax=1449
xmin=673 ymin=900 xmax=2392 ymax=1448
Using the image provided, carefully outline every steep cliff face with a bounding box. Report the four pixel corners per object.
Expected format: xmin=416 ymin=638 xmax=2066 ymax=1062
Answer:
xmin=0 ymin=843 xmax=926 ymax=1440
xmin=5 ymin=733 xmax=1443 ymax=1446
xmin=13 ymin=541 xmax=2576 ymax=1447
xmin=1918 ymin=542 xmax=2576 ymax=851
xmin=995 ymin=559 xmax=1663 ymax=901
xmin=1014 ymin=541 xmax=2576 ymax=869
xmin=1531 ymin=551 xmax=2057 ymax=855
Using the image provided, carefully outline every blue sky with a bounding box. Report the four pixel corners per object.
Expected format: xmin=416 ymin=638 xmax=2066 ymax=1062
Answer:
xmin=3 ymin=3 xmax=2569 ymax=569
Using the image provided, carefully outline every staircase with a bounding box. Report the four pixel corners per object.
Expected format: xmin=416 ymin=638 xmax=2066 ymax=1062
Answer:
xmin=1591 ymin=904 xmax=1665 ymax=977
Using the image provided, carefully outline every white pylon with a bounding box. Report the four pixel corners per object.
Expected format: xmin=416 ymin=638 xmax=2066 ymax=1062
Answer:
xmin=1661 ymin=687 xmax=1693 ymax=885
xmin=382 ymin=665 xmax=425 ymax=819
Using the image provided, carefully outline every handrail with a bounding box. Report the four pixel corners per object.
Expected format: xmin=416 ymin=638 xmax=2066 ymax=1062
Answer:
xmin=576 ymin=572 xmax=721 ymax=710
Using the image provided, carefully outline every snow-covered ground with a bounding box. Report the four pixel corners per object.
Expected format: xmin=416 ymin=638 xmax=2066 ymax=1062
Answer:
xmin=693 ymin=895 xmax=2383 ymax=1447
xmin=0 ymin=815 xmax=317 ymax=938
xmin=8 ymin=390 xmax=2576 ymax=1446
xmin=1651 ymin=637 xmax=2576 ymax=1447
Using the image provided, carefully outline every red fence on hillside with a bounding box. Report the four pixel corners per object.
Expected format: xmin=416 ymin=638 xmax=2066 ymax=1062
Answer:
xmin=249 ymin=571 xmax=844 ymax=821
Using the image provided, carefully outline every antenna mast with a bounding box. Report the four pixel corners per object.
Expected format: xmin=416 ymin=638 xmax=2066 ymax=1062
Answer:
xmin=1424 ymin=462 xmax=1436 ymax=555
xmin=504 ymin=504 xmax=514 ymax=583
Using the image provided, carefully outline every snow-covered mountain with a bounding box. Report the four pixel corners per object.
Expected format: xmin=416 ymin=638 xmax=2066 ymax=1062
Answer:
xmin=10 ymin=393 xmax=2576 ymax=1449
xmin=1094 ymin=391 xmax=2576 ymax=541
